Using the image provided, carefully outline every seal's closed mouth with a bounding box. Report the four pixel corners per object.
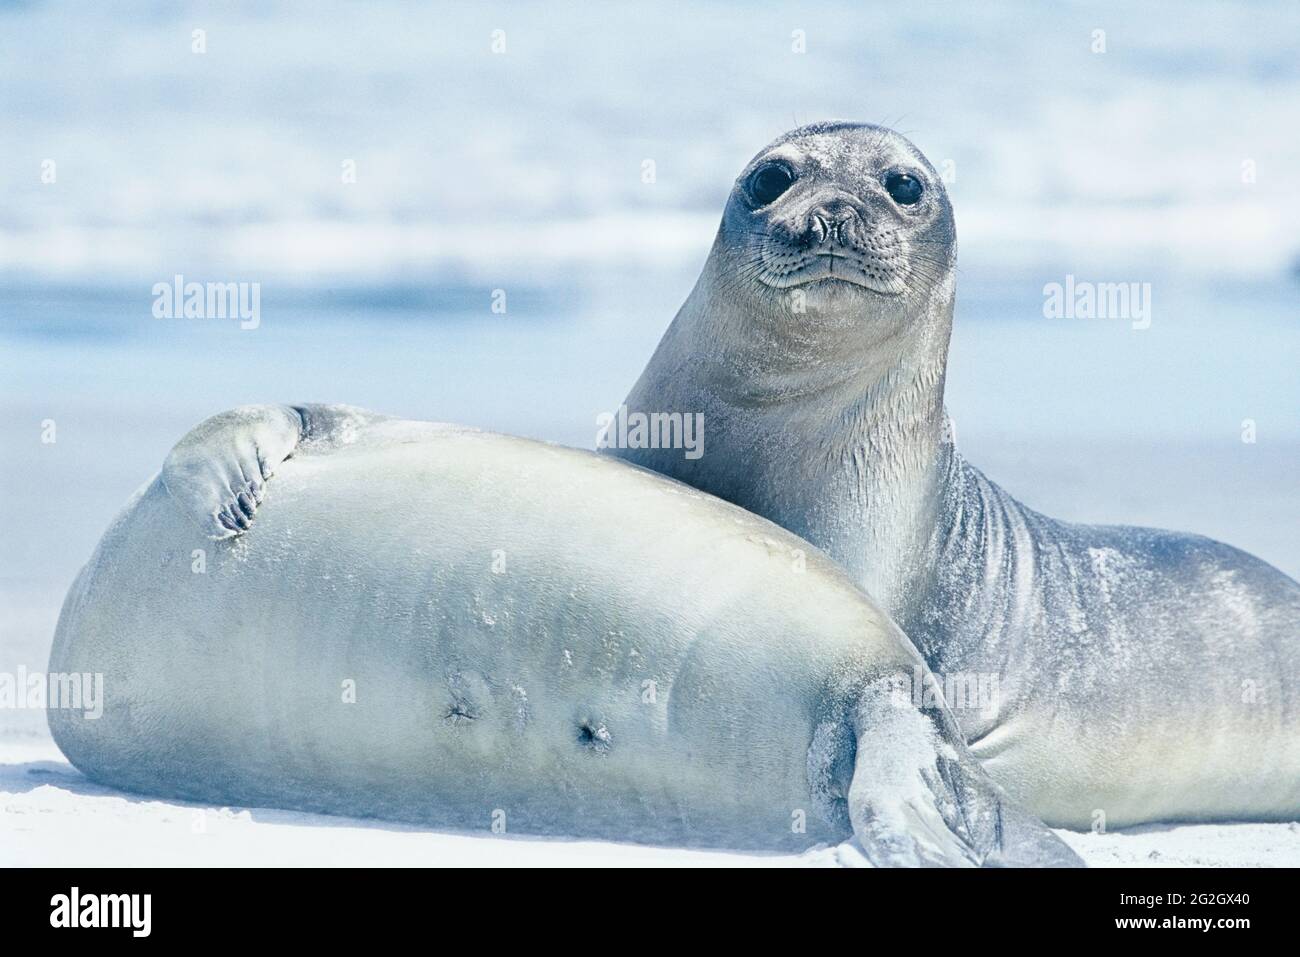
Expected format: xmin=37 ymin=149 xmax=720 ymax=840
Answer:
xmin=757 ymin=256 xmax=908 ymax=295
xmin=755 ymin=233 xmax=909 ymax=295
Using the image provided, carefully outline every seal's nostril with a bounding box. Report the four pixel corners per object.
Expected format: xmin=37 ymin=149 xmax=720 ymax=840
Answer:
xmin=833 ymin=214 xmax=857 ymax=245
xmin=803 ymin=201 xmax=859 ymax=247
xmin=807 ymin=214 xmax=828 ymax=246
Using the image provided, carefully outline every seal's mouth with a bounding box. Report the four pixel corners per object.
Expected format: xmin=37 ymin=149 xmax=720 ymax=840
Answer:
xmin=756 ymin=247 xmax=908 ymax=295
xmin=752 ymin=209 xmax=911 ymax=296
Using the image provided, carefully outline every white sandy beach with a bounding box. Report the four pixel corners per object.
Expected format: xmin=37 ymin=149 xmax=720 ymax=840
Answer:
xmin=4 ymin=736 xmax=1297 ymax=867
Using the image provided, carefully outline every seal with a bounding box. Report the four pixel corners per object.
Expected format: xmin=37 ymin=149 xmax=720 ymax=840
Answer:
xmin=48 ymin=405 xmax=1080 ymax=866
xmin=607 ymin=121 xmax=1300 ymax=829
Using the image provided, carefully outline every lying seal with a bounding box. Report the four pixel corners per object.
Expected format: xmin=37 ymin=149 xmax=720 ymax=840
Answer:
xmin=608 ymin=121 xmax=1300 ymax=828
xmin=48 ymin=406 xmax=1079 ymax=866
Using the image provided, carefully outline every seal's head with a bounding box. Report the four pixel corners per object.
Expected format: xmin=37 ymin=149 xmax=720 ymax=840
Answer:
xmin=710 ymin=121 xmax=955 ymax=359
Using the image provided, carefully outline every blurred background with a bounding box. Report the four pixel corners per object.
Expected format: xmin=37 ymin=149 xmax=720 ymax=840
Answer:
xmin=2 ymin=1 xmax=1298 ymax=738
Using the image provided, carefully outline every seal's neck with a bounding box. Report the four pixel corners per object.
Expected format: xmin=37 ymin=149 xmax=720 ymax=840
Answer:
xmin=617 ymin=261 xmax=956 ymax=616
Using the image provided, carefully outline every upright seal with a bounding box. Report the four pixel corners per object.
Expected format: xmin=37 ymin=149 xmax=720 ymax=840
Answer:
xmin=609 ymin=121 xmax=1300 ymax=828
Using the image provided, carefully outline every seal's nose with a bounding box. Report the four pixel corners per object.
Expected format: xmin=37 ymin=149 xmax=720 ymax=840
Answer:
xmin=804 ymin=198 xmax=860 ymax=247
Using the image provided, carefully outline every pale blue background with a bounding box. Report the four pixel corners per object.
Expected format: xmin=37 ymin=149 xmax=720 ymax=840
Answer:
xmin=2 ymin=2 xmax=1298 ymax=736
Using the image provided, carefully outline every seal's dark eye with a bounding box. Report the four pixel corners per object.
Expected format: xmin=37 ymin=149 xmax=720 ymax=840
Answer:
xmin=746 ymin=163 xmax=795 ymax=207
xmin=884 ymin=171 xmax=924 ymax=206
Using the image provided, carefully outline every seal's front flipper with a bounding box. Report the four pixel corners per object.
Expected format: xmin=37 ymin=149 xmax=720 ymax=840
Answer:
xmin=161 ymin=404 xmax=304 ymax=539
xmin=845 ymin=685 xmax=980 ymax=867
xmin=847 ymin=771 xmax=981 ymax=867
xmin=161 ymin=403 xmax=392 ymax=539
xmin=847 ymin=679 xmax=1083 ymax=868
